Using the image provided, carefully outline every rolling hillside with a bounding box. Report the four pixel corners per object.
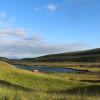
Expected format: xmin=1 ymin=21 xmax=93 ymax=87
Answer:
xmin=0 ymin=61 xmax=76 ymax=99
xmin=0 ymin=61 xmax=71 ymax=90
xmin=21 ymin=48 xmax=100 ymax=62
xmin=0 ymin=61 xmax=83 ymax=98
xmin=0 ymin=61 xmax=100 ymax=99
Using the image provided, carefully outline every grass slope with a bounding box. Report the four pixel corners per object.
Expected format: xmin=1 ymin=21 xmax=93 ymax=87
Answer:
xmin=0 ymin=61 xmax=75 ymax=90
xmin=0 ymin=61 xmax=100 ymax=100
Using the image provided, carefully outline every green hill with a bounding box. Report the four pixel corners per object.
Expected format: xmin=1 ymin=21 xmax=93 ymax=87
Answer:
xmin=21 ymin=48 xmax=100 ymax=62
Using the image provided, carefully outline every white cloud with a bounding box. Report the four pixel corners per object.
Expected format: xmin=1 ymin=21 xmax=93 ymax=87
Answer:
xmin=33 ymin=4 xmax=57 ymax=13
xmin=14 ymin=28 xmax=28 ymax=36
xmin=0 ymin=28 xmax=27 ymax=36
xmin=47 ymin=4 xmax=57 ymax=12
xmin=0 ymin=35 xmax=88 ymax=58
xmin=33 ymin=0 xmax=95 ymax=14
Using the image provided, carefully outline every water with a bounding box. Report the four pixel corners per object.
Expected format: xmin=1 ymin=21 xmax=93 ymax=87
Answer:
xmin=15 ymin=65 xmax=85 ymax=73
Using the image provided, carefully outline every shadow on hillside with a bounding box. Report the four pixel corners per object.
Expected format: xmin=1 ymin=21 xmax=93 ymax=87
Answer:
xmin=80 ymin=80 xmax=100 ymax=83
xmin=47 ymin=85 xmax=100 ymax=95
xmin=0 ymin=80 xmax=33 ymax=92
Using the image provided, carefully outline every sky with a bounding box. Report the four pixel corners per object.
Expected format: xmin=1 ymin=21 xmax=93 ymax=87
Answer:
xmin=0 ymin=0 xmax=100 ymax=58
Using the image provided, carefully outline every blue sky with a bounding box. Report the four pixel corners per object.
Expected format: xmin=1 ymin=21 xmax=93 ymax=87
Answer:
xmin=0 ymin=0 xmax=100 ymax=58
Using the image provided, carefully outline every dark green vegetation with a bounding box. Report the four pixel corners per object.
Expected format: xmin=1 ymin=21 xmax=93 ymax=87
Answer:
xmin=0 ymin=57 xmax=10 ymax=62
xmin=20 ymin=48 xmax=100 ymax=62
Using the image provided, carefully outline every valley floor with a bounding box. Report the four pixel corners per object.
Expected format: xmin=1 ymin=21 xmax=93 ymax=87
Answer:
xmin=0 ymin=61 xmax=100 ymax=100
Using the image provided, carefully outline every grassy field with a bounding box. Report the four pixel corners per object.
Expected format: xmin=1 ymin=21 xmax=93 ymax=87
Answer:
xmin=0 ymin=61 xmax=100 ymax=100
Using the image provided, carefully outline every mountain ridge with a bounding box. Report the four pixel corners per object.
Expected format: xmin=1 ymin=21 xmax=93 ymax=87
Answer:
xmin=1 ymin=48 xmax=100 ymax=62
xmin=20 ymin=48 xmax=100 ymax=62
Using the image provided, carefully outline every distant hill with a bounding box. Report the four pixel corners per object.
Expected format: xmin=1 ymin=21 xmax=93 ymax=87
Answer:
xmin=21 ymin=48 xmax=100 ymax=62
xmin=0 ymin=57 xmax=9 ymax=62
xmin=0 ymin=57 xmax=16 ymax=64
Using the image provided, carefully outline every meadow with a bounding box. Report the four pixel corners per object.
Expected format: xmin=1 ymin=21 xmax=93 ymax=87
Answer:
xmin=0 ymin=61 xmax=100 ymax=100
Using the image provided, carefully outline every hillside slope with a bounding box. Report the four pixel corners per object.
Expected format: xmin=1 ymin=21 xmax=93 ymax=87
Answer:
xmin=21 ymin=48 xmax=100 ymax=62
xmin=0 ymin=61 xmax=100 ymax=99
xmin=0 ymin=61 xmax=78 ymax=90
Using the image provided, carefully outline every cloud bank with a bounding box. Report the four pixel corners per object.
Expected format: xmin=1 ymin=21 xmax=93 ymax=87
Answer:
xmin=0 ymin=34 xmax=87 ymax=58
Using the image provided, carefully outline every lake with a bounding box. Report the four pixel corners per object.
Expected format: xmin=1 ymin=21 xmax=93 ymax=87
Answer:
xmin=14 ymin=65 xmax=87 ymax=73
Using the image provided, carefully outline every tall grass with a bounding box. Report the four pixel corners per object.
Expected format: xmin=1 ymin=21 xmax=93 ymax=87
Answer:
xmin=0 ymin=87 xmax=100 ymax=100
